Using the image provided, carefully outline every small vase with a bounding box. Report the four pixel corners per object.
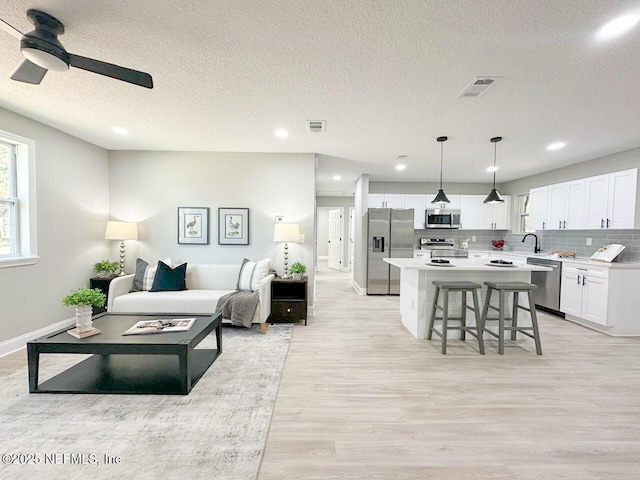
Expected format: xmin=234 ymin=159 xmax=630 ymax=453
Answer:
xmin=75 ymin=305 xmax=93 ymax=333
xmin=292 ymin=273 xmax=303 ymax=280
xmin=97 ymin=271 xmax=111 ymax=279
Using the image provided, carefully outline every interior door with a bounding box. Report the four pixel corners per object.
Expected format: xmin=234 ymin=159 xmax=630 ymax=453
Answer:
xmin=328 ymin=209 xmax=342 ymax=271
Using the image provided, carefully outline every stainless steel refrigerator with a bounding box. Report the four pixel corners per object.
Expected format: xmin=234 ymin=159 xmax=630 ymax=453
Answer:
xmin=367 ymin=208 xmax=415 ymax=295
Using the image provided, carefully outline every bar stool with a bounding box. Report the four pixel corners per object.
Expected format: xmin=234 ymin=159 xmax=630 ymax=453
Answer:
xmin=427 ymin=281 xmax=485 ymax=355
xmin=481 ymin=281 xmax=542 ymax=355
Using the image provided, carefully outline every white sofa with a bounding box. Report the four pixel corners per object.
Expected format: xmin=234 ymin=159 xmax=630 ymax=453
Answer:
xmin=107 ymin=264 xmax=274 ymax=333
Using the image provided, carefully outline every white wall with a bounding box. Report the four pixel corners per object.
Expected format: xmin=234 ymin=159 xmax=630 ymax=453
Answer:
xmin=370 ymin=181 xmax=502 ymax=195
xmin=316 ymin=208 xmax=329 ymax=257
xmin=353 ymin=174 xmax=369 ymax=292
xmin=0 ymin=107 xmax=109 ymax=344
xmin=108 ymin=151 xmax=316 ymax=301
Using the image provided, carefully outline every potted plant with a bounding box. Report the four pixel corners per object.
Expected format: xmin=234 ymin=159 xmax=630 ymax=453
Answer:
xmin=62 ymin=288 xmax=106 ymax=334
xmin=94 ymin=259 xmax=119 ymax=278
xmin=289 ymin=262 xmax=306 ymax=281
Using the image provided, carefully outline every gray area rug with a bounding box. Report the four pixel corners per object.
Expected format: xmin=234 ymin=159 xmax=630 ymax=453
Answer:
xmin=0 ymin=324 xmax=292 ymax=480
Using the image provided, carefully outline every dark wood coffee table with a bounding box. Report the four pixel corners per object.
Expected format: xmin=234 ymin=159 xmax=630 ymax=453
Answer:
xmin=27 ymin=313 xmax=222 ymax=395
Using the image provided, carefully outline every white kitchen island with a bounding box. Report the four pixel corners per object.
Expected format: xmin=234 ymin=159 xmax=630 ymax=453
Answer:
xmin=384 ymin=257 xmax=552 ymax=339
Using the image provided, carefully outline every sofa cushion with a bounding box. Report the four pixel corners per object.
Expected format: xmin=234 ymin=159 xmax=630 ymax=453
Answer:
xmin=112 ymin=289 xmax=234 ymax=314
xmin=130 ymin=257 xmax=172 ymax=292
xmin=150 ymin=261 xmax=187 ymax=292
xmin=237 ymin=257 xmax=270 ymax=291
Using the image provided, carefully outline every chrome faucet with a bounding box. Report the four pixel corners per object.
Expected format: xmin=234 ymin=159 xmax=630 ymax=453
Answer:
xmin=522 ymin=233 xmax=541 ymax=253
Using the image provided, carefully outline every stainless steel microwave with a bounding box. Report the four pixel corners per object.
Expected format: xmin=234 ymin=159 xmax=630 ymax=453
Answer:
xmin=425 ymin=209 xmax=461 ymax=229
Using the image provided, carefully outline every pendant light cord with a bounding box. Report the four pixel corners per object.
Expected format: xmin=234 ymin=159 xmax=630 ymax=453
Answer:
xmin=440 ymin=141 xmax=444 ymax=189
xmin=492 ymin=141 xmax=497 ymax=188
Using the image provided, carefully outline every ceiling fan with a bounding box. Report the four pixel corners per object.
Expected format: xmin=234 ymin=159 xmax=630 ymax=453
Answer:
xmin=0 ymin=9 xmax=153 ymax=88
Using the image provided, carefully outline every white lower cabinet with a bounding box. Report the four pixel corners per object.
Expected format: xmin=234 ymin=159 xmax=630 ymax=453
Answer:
xmin=561 ymin=265 xmax=609 ymax=326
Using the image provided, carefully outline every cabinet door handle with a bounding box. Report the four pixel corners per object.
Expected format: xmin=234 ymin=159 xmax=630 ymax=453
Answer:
xmin=601 ymin=219 xmax=604 ymax=228
xmin=542 ymin=221 xmax=546 ymax=229
xmin=582 ymin=276 xmax=586 ymax=286
xmin=563 ymin=221 xmax=566 ymax=229
xmin=577 ymin=275 xmax=581 ymax=285
xmin=606 ymin=218 xmax=610 ymax=228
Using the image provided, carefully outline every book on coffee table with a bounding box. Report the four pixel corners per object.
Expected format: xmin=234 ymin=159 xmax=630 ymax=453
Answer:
xmin=122 ymin=318 xmax=197 ymax=336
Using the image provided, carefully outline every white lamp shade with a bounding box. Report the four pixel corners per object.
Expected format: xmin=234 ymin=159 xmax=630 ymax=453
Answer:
xmin=105 ymin=221 xmax=138 ymax=241
xmin=273 ymin=223 xmax=300 ymax=242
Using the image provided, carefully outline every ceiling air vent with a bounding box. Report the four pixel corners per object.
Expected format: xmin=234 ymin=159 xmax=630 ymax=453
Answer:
xmin=307 ymin=120 xmax=326 ymax=133
xmin=457 ymin=77 xmax=501 ymax=98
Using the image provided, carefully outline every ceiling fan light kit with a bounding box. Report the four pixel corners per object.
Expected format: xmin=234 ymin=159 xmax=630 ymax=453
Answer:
xmin=431 ymin=136 xmax=451 ymax=204
xmin=484 ymin=136 xmax=505 ymax=204
xmin=1 ymin=9 xmax=153 ymax=88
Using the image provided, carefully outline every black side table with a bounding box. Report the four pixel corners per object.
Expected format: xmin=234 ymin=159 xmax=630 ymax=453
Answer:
xmin=270 ymin=276 xmax=308 ymax=325
xmin=89 ymin=276 xmax=116 ymax=315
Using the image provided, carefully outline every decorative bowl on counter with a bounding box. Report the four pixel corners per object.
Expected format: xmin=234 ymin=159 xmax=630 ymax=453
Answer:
xmin=491 ymin=239 xmax=505 ymax=250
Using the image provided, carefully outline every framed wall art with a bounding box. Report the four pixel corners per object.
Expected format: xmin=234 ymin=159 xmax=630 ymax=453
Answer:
xmin=218 ymin=207 xmax=249 ymax=245
xmin=178 ymin=207 xmax=209 ymax=245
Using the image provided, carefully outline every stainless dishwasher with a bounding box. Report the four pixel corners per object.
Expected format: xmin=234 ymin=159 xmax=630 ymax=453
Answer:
xmin=526 ymin=257 xmax=564 ymax=317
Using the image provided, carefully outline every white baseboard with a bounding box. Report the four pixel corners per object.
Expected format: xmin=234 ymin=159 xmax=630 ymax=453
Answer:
xmin=340 ymin=267 xmax=351 ymax=273
xmin=352 ymin=280 xmax=366 ymax=295
xmin=0 ymin=317 xmax=75 ymax=357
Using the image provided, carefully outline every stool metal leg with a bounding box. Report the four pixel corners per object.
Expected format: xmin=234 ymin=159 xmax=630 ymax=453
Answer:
xmin=528 ymin=291 xmax=543 ymax=355
xmin=471 ymin=288 xmax=485 ymax=355
xmin=461 ymin=291 xmax=467 ymax=341
xmin=511 ymin=291 xmax=519 ymax=341
xmin=427 ymin=286 xmax=439 ymax=341
xmin=441 ymin=289 xmax=449 ymax=354
xmin=498 ymin=289 xmax=505 ymax=355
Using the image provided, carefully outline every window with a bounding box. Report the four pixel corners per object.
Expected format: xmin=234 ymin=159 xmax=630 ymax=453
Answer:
xmin=0 ymin=130 xmax=37 ymax=268
xmin=0 ymin=141 xmax=17 ymax=256
xmin=518 ymin=193 xmax=531 ymax=233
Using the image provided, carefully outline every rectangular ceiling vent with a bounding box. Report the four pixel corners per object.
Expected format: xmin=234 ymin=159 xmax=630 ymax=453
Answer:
xmin=307 ymin=120 xmax=326 ymax=133
xmin=457 ymin=77 xmax=501 ymax=98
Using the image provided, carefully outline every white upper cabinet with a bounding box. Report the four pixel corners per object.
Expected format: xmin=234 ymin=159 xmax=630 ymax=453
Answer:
xmin=584 ymin=169 xmax=637 ymax=229
xmin=529 ymin=168 xmax=636 ymax=231
xmin=546 ymin=179 xmax=586 ymax=230
xmin=607 ymin=169 xmax=637 ymax=229
xmin=457 ymin=195 xmax=509 ymax=230
xmin=529 ymin=186 xmax=549 ymax=231
xmin=368 ymin=194 xmax=405 ymax=209
xmin=404 ymin=194 xmax=426 ymax=229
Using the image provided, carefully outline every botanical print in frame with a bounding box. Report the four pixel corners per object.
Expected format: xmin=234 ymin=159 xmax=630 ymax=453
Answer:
xmin=178 ymin=207 xmax=209 ymax=245
xmin=218 ymin=208 xmax=249 ymax=245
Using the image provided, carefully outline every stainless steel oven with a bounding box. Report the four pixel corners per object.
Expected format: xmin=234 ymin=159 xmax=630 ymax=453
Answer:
xmin=425 ymin=209 xmax=461 ymax=229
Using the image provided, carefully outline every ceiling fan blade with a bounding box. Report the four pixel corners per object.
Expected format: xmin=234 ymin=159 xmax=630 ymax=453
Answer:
xmin=0 ymin=18 xmax=23 ymax=40
xmin=68 ymin=54 xmax=153 ymax=89
xmin=11 ymin=60 xmax=48 ymax=84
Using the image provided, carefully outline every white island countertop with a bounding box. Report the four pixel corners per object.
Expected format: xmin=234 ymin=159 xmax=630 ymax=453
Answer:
xmin=385 ymin=257 xmax=552 ymax=272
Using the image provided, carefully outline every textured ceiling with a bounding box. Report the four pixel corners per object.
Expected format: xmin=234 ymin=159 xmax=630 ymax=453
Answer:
xmin=1 ymin=1 xmax=639 ymax=195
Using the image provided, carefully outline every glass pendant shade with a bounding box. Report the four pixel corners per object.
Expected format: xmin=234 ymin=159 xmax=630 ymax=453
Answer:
xmin=431 ymin=136 xmax=450 ymax=204
xmin=484 ymin=136 xmax=505 ymax=204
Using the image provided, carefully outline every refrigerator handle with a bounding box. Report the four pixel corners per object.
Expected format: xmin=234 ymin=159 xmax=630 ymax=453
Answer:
xmin=372 ymin=236 xmax=385 ymax=253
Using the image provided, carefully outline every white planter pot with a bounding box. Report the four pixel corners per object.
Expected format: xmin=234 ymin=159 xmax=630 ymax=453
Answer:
xmin=75 ymin=305 xmax=93 ymax=332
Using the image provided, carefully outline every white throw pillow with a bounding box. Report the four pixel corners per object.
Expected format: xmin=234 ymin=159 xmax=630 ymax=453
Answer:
xmin=142 ymin=257 xmax=172 ymax=291
xmin=237 ymin=257 xmax=270 ymax=291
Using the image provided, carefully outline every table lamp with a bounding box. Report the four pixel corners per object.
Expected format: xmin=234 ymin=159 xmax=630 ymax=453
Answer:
xmin=105 ymin=221 xmax=138 ymax=276
xmin=273 ymin=223 xmax=299 ymax=278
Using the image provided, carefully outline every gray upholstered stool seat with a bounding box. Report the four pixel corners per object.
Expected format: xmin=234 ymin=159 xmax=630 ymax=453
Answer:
xmin=481 ymin=281 xmax=542 ymax=355
xmin=427 ymin=281 xmax=485 ymax=355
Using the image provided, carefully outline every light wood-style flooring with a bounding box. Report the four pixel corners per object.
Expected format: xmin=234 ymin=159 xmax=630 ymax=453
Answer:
xmin=259 ymin=262 xmax=640 ymax=479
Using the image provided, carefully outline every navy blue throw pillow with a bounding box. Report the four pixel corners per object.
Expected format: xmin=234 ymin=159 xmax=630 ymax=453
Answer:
xmin=149 ymin=261 xmax=187 ymax=292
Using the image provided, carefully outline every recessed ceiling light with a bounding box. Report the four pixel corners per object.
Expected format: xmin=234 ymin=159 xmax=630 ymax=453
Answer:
xmin=596 ymin=14 xmax=639 ymax=40
xmin=275 ymin=129 xmax=289 ymax=138
xmin=112 ymin=127 xmax=128 ymax=135
xmin=333 ymin=175 xmax=341 ymax=181
xmin=546 ymin=142 xmax=566 ymax=151
xmin=486 ymin=166 xmax=498 ymax=172
xmin=395 ymin=164 xmax=407 ymax=171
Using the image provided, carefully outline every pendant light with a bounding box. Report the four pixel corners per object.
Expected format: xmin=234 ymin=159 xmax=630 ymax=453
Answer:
xmin=431 ymin=136 xmax=450 ymax=204
xmin=483 ymin=136 xmax=505 ymax=204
